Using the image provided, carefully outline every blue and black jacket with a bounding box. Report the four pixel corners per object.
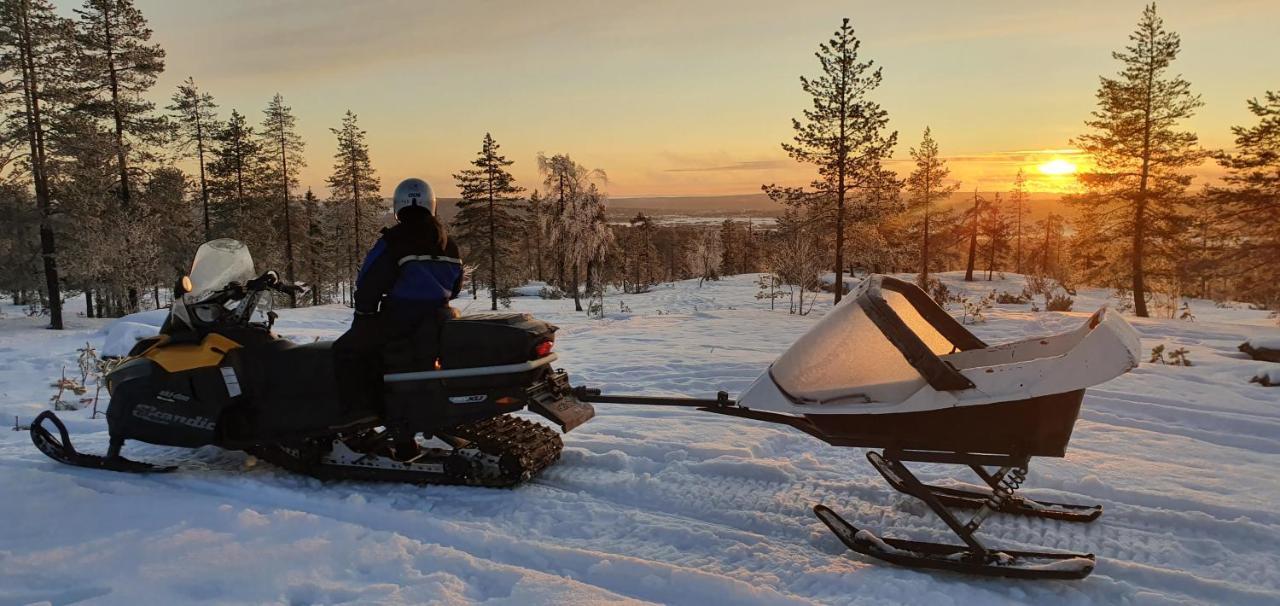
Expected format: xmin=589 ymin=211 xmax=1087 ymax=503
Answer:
xmin=354 ymin=220 xmax=463 ymax=327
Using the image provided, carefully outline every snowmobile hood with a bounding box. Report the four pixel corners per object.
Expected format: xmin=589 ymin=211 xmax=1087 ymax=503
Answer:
xmin=738 ymin=275 xmax=1143 ymax=415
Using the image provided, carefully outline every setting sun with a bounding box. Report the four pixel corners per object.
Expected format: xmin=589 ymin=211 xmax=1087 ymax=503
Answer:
xmin=1037 ymin=158 xmax=1078 ymax=175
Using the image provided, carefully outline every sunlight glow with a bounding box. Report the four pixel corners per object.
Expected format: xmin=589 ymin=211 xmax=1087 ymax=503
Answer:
xmin=1037 ymin=159 xmax=1078 ymax=175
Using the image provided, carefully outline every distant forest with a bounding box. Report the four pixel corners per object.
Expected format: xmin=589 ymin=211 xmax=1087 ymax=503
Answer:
xmin=1 ymin=1 xmax=1276 ymax=326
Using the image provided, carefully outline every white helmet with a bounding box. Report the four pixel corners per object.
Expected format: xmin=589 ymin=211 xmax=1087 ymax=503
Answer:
xmin=393 ymin=178 xmax=436 ymax=216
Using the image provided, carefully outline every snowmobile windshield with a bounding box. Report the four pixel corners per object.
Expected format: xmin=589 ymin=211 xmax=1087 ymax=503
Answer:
xmin=187 ymin=239 xmax=255 ymax=300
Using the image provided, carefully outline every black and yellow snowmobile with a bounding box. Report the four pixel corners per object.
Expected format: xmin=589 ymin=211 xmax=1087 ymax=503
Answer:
xmin=31 ymin=239 xmax=594 ymax=487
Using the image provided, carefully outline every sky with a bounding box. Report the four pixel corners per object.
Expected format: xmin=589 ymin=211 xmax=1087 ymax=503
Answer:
xmin=108 ymin=0 xmax=1280 ymax=198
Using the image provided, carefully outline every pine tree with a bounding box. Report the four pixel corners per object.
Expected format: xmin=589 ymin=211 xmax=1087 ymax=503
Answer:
xmin=452 ymin=133 xmax=526 ymax=310
xmin=905 ymin=127 xmax=960 ymax=286
xmin=1072 ymin=3 xmax=1205 ymax=317
xmin=963 ymin=188 xmax=984 ymax=281
xmin=1010 ymin=169 xmax=1031 ymax=274
xmin=326 ymin=110 xmax=380 ymax=301
xmin=260 ymin=93 xmax=304 ymax=305
xmin=73 ymin=0 xmax=167 ymax=312
xmin=768 ymin=17 xmax=898 ymax=304
xmin=206 ymin=109 xmax=261 ymax=237
xmin=167 ymin=76 xmax=219 ymax=240
xmin=980 ymin=193 xmax=1011 ymax=280
xmin=1211 ymin=91 xmax=1280 ymax=307
xmin=0 ymin=0 xmax=77 ymax=328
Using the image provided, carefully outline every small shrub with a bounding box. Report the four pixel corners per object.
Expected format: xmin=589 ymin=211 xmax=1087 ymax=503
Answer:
xmin=1149 ymin=344 xmax=1192 ymax=366
xmin=538 ymin=286 xmax=564 ymax=300
xmin=996 ymin=291 xmax=1030 ymax=305
xmin=962 ymin=292 xmax=994 ymax=325
xmin=1045 ymin=292 xmax=1074 ymax=312
xmin=1178 ymin=302 xmax=1195 ymax=322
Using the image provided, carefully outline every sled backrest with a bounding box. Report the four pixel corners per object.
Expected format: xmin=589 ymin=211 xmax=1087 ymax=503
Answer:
xmin=769 ymin=276 xmax=987 ymax=405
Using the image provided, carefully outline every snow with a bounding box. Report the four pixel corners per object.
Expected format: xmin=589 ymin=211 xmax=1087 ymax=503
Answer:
xmin=3 ymin=271 xmax=1280 ymax=605
xmin=1246 ymin=335 xmax=1280 ymax=350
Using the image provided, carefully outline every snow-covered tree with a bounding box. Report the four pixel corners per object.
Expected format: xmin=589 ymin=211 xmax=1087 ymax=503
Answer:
xmin=688 ymin=228 xmax=722 ymax=287
xmin=536 ymin=152 xmax=606 ymax=311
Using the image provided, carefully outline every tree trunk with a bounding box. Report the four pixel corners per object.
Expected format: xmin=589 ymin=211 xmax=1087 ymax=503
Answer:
xmin=488 ymin=171 xmax=498 ymax=311
xmin=196 ymin=109 xmax=210 ymax=240
xmin=965 ymin=190 xmax=979 ymax=281
xmin=572 ymin=261 xmax=582 ymax=312
xmin=280 ymin=129 xmax=296 ymax=308
xmin=85 ymin=290 xmax=94 ymax=318
xmin=16 ymin=2 xmax=63 ymax=329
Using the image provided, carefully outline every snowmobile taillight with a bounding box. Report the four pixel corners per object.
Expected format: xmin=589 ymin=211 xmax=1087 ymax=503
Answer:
xmin=495 ymin=396 xmax=519 ymax=406
xmin=534 ymin=340 xmax=554 ymax=358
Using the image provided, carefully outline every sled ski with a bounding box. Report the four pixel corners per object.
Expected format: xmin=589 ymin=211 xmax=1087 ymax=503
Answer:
xmin=813 ymin=449 xmax=1096 ymax=580
xmin=870 ymin=451 xmax=1102 ymax=523
xmin=30 ymin=411 xmax=176 ymax=473
xmin=813 ymin=504 xmax=1095 ymax=580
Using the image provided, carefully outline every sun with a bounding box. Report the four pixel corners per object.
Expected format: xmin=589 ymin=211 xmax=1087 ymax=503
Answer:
xmin=1037 ymin=158 xmax=1077 ymax=175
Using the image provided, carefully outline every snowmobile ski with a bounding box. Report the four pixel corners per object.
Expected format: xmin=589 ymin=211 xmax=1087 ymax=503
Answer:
xmin=813 ymin=504 xmax=1096 ymax=580
xmin=870 ymin=451 xmax=1102 ymax=523
xmin=30 ymin=411 xmax=176 ymax=474
xmin=248 ymin=414 xmax=563 ymax=488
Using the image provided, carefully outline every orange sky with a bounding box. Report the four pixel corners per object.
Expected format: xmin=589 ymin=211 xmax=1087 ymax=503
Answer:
xmin=123 ymin=0 xmax=1278 ymax=198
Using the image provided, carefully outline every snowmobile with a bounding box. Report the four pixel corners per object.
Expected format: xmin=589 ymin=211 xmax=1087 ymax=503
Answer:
xmin=31 ymin=239 xmax=595 ymax=487
xmin=577 ymin=275 xmax=1141 ymax=580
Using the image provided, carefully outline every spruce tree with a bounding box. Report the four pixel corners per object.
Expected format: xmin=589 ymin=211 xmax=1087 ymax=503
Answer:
xmin=260 ymin=93 xmax=304 ymax=305
xmin=452 ymin=133 xmax=526 ymax=310
xmin=768 ymin=17 xmax=898 ymax=304
xmin=167 ymin=77 xmax=220 ymax=240
xmin=0 ymin=0 xmax=76 ymax=328
xmin=905 ymin=127 xmax=959 ymax=286
xmin=207 ymin=110 xmax=261 ymax=237
xmin=326 ymin=110 xmax=380 ymax=298
xmin=1072 ymin=3 xmax=1204 ymax=317
xmin=1010 ymin=169 xmax=1030 ymax=274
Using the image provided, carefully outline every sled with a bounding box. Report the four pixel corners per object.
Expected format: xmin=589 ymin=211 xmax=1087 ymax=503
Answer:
xmin=579 ymin=275 xmax=1141 ymax=579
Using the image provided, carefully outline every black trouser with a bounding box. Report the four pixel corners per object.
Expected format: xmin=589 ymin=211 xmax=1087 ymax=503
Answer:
xmin=332 ymin=306 xmax=454 ymax=414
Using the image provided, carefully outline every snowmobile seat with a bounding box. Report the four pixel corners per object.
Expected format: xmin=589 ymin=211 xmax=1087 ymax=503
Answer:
xmin=227 ymin=339 xmax=360 ymax=440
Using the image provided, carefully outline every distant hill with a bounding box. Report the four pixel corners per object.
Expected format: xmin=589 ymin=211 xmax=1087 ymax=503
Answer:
xmin=434 ymin=191 xmax=1078 ymax=226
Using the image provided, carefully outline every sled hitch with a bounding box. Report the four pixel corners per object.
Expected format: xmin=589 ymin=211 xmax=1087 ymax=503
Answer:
xmin=571 ymin=386 xmax=736 ymax=408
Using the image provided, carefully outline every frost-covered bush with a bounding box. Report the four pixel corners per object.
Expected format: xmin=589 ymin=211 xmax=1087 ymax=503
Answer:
xmin=996 ymin=291 xmax=1030 ymax=304
xmin=538 ymin=286 xmax=565 ymax=300
xmin=1045 ymin=292 xmax=1074 ymax=312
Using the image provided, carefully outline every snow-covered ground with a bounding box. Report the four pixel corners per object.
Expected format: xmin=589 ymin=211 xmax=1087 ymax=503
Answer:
xmin=2 ymin=272 xmax=1278 ymax=605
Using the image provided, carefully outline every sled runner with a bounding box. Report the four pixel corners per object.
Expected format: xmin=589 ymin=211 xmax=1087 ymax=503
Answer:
xmin=579 ymin=275 xmax=1141 ymax=579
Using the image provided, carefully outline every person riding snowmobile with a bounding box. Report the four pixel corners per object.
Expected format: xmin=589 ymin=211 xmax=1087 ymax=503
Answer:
xmin=335 ymin=178 xmax=464 ymax=417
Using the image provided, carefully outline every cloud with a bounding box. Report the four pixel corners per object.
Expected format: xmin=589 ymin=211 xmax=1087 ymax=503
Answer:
xmin=665 ymin=160 xmax=789 ymax=173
